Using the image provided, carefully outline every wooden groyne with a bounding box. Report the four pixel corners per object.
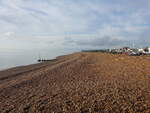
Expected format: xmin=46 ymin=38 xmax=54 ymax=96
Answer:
xmin=37 ymin=59 xmax=56 ymax=62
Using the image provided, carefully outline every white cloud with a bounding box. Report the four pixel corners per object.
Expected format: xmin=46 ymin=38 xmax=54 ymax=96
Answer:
xmin=0 ymin=0 xmax=150 ymax=50
xmin=4 ymin=31 xmax=15 ymax=37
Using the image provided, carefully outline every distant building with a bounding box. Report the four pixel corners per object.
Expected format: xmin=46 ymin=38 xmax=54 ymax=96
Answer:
xmin=121 ymin=47 xmax=130 ymax=52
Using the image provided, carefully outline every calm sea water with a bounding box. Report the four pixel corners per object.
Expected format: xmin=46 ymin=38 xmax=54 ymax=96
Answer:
xmin=0 ymin=49 xmax=72 ymax=71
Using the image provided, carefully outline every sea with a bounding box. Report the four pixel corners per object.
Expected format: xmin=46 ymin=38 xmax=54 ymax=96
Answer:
xmin=0 ymin=49 xmax=73 ymax=71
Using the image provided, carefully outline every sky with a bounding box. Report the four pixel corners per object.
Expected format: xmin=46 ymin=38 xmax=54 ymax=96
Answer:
xmin=0 ymin=0 xmax=150 ymax=52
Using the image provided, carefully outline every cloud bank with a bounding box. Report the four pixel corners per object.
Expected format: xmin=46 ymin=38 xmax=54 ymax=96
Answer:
xmin=0 ymin=0 xmax=150 ymax=50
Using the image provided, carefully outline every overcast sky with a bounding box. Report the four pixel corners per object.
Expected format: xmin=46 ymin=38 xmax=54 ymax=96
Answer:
xmin=0 ymin=0 xmax=150 ymax=51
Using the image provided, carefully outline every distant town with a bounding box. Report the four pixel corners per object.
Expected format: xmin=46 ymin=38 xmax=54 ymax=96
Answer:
xmin=82 ymin=46 xmax=150 ymax=56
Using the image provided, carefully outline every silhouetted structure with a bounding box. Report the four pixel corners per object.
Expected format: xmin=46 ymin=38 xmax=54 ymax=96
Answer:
xmin=38 ymin=59 xmax=56 ymax=62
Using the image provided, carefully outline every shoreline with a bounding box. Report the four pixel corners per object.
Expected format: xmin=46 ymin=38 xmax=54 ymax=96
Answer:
xmin=0 ymin=52 xmax=77 ymax=72
xmin=0 ymin=54 xmax=65 ymax=72
xmin=0 ymin=58 xmax=57 ymax=72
